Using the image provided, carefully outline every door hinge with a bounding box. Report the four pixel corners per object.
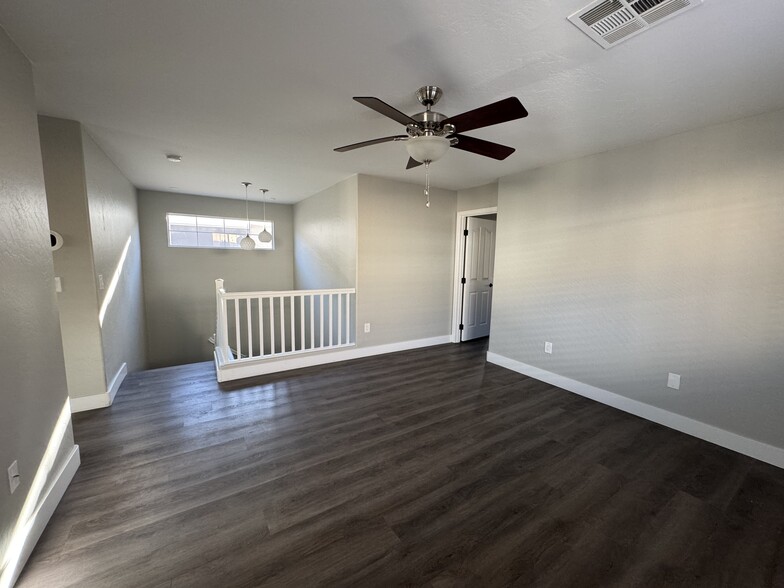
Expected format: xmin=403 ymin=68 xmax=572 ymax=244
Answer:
xmin=463 ymin=229 xmax=468 ymax=236
xmin=459 ymin=324 xmax=464 ymax=330
xmin=460 ymin=277 xmax=466 ymax=284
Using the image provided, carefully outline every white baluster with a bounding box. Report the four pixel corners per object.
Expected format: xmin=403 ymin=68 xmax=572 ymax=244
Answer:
xmin=246 ymin=297 xmax=253 ymax=358
xmin=280 ymin=296 xmax=286 ymax=353
xmin=329 ymin=293 xmax=333 ymax=347
xmin=300 ymin=295 xmax=305 ymax=352
xmin=234 ymin=299 xmax=241 ymax=359
xmin=270 ymin=296 xmax=276 ymax=355
xmin=258 ymin=296 xmax=264 ymax=356
xmin=290 ymin=295 xmax=295 ymax=352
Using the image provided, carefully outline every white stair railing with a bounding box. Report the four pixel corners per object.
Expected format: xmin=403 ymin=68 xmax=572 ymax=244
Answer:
xmin=215 ymin=279 xmax=355 ymax=365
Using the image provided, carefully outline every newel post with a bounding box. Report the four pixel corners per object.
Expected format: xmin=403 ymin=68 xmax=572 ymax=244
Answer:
xmin=215 ymin=279 xmax=231 ymax=360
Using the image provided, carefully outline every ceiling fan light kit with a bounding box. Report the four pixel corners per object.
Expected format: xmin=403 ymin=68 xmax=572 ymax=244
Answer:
xmin=406 ymin=135 xmax=451 ymax=164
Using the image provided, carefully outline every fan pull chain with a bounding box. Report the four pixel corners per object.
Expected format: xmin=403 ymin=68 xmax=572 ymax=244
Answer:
xmin=424 ymin=161 xmax=431 ymax=208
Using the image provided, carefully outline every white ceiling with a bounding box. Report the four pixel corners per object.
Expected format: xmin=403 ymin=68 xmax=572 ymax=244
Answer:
xmin=2 ymin=0 xmax=784 ymax=203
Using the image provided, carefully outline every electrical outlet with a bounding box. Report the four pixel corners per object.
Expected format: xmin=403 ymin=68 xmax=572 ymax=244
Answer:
xmin=54 ymin=276 xmax=62 ymax=292
xmin=98 ymin=274 xmax=105 ymax=289
xmin=364 ymin=322 xmax=371 ymax=333
xmin=667 ymin=373 xmax=681 ymax=390
xmin=8 ymin=460 xmax=20 ymax=494
xmin=544 ymin=341 xmax=553 ymax=354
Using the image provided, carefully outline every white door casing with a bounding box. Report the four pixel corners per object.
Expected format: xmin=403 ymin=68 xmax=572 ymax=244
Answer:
xmin=460 ymin=216 xmax=496 ymax=341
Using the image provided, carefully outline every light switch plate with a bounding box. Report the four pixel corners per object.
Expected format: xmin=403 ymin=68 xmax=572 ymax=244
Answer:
xmin=98 ymin=274 xmax=105 ymax=289
xmin=54 ymin=276 xmax=62 ymax=292
xmin=8 ymin=460 xmax=20 ymax=494
xmin=667 ymin=373 xmax=681 ymax=390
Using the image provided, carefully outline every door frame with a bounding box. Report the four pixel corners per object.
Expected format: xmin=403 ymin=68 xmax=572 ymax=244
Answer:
xmin=451 ymin=206 xmax=498 ymax=343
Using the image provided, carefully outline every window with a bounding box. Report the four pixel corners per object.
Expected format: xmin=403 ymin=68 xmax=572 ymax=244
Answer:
xmin=166 ymin=213 xmax=274 ymax=250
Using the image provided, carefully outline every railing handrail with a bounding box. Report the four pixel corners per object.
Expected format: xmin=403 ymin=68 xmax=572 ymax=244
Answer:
xmin=220 ymin=287 xmax=355 ymax=300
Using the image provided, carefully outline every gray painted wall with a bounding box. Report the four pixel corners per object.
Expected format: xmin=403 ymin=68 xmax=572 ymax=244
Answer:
xmin=138 ymin=190 xmax=295 ymax=367
xmin=457 ymin=182 xmax=498 ymax=211
xmin=82 ymin=129 xmax=147 ymax=379
xmin=38 ymin=116 xmax=107 ymax=400
xmin=39 ymin=117 xmax=147 ymax=401
xmin=356 ymin=175 xmax=457 ymax=347
xmin=491 ymin=108 xmax=784 ymax=450
xmin=0 ymin=30 xmax=75 ymax=575
xmin=293 ymin=175 xmax=357 ymax=290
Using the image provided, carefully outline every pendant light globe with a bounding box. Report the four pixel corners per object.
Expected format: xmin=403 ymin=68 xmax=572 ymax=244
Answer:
xmin=258 ymin=188 xmax=272 ymax=244
xmin=239 ymin=235 xmax=256 ymax=250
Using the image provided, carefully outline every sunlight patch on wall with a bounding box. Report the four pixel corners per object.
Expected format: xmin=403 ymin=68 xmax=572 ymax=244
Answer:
xmin=0 ymin=401 xmax=72 ymax=588
xmin=98 ymin=236 xmax=131 ymax=327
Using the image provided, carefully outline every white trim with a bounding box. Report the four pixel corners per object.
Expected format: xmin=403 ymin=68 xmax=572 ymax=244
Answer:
xmin=451 ymin=207 xmax=498 ymax=343
xmin=69 ymin=362 xmax=127 ymax=413
xmin=216 ymin=335 xmax=451 ymax=382
xmin=4 ymin=444 xmax=80 ymax=588
xmin=486 ymin=352 xmax=784 ymax=469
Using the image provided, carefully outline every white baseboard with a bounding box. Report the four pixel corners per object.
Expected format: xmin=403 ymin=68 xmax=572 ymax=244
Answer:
xmin=2 ymin=444 xmax=80 ymax=588
xmin=486 ymin=352 xmax=784 ymax=470
xmin=69 ymin=362 xmax=127 ymax=413
xmin=216 ymin=335 xmax=451 ymax=382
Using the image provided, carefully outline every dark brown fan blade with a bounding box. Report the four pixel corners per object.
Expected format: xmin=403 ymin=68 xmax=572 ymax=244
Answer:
xmin=354 ymin=97 xmax=418 ymax=126
xmin=443 ymin=97 xmax=528 ymax=134
xmin=334 ymin=135 xmax=408 ymax=152
xmin=450 ymin=134 xmax=515 ymax=160
xmin=406 ymin=157 xmax=423 ymax=170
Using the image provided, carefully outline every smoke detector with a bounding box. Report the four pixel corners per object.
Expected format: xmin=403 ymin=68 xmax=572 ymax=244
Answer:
xmin=568 ymin=0 xmax=702 ymax=49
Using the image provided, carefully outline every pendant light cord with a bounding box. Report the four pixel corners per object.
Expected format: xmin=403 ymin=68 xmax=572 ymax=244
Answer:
xmin=242 ymin=181 xmax=251 ymax=235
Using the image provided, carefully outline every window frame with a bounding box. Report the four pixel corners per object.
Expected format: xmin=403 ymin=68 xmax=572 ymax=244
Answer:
xmin=166 ymin=212 xmax=275 ymax=250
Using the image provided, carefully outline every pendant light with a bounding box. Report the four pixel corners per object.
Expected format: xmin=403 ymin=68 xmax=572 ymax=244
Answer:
xmin=239 ymin=181 xmax=256 ymax=250
xmin=258 ymin=188 xmax=273 ymax=243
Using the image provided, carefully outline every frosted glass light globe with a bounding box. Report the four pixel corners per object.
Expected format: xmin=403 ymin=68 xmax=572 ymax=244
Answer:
xmin=239 ymin=235 xmax=256 ymax=250
xmin=258 ymin=229 xmax=273 ymax=243
xmin=406 ymin=135 xmax=450 ymax=163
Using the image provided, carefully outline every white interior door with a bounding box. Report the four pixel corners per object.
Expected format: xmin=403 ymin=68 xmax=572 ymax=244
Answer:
xmin=460 ymin=216 xmax=496 ymax=341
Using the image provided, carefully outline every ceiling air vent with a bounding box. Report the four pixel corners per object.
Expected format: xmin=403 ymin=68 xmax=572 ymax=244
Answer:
xmin=568 ymin=0 xmax=702 ymax=49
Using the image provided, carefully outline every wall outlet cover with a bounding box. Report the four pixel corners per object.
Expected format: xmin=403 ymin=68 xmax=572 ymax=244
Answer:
xmin=667 ymin=373 xmax=681 ymax=390
xmin=544 ymin=342 xmax=553 ymax=354
xmin=364 ymin=322 xmax=371 ymax=333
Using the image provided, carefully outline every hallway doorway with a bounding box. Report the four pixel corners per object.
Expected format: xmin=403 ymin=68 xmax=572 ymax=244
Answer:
xmin=451 ymin=207 xmax=497 ymax=342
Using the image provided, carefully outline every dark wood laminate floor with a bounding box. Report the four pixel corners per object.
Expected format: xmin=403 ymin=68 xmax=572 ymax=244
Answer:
xmin=18 ymin=340 xmax=784 ymax=587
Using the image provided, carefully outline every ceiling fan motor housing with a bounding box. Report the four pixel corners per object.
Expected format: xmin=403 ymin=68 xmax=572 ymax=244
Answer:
xmin=416 ymin=85 xmax=443 ymax=107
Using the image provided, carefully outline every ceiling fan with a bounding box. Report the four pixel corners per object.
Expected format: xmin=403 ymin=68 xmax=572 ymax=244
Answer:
xmin=334 ymin=86 xmax=528 ymax=169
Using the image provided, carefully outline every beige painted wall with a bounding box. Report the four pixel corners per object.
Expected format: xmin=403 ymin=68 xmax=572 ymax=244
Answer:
xmin=138 ymin=190 xmax=295 ymax=367
xmin=293 ymin=175 xmax=357 ymax=290
xmin=356 ymin=175 xmax=457 ymax=347
xmin=491 ymin=108 xmax=784 ymax=449
xmin=0 ymin=30 xmax=75 ymax=578
xmin=38 ymin=117 xmax=107 ymax=400
xmin=457 ymin=182 xmax=498 ymax=211
xmin=82 ymin=129 xmax=147 ymax=380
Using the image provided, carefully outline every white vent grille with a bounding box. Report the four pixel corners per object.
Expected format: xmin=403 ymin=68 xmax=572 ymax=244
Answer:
xmin=568 ymin=0 xmax=702 ymax=49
